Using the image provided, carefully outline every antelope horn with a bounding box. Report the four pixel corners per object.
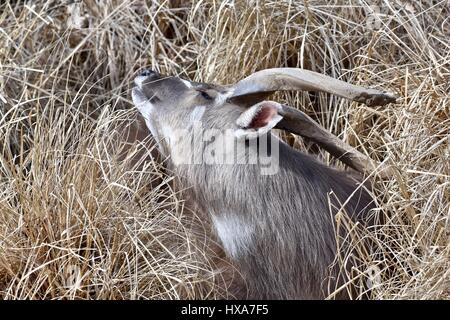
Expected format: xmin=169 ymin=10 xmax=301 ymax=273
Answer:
xmin=230 ymin=68 xmax=398 ymax=107
xmin=228 ymin=68 xmax=397 ymax=176
xmin=276 ymin=104 xmax=392 ymax=177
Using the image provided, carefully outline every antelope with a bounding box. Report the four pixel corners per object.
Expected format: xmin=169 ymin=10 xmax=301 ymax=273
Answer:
xmin=131 ymin=68 xmax=397 ymax=299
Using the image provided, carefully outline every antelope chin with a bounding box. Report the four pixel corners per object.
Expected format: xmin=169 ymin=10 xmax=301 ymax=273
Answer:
xmin=131 ymin=86 xmax=145 ymax=103
xmin=131 ymin=87 xmax=151 ymax=112
xmin=131 ymin=87 xmax=155 ymax=124
xmin=132 ymin=86 xmax=168 ymax=155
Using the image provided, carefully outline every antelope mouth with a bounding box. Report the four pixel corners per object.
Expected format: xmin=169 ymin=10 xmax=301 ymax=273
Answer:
xmin=134 ymin=69 xmax=161 ymax=89
xmin=132 ymin=71 xmax=160 ymax=106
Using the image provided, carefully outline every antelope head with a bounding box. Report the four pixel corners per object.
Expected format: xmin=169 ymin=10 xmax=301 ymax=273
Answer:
xmin=131 ymin=68 xmax=397 ymax=175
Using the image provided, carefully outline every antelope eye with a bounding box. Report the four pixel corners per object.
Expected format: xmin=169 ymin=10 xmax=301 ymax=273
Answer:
xmin=199 ymin=91 xmax=213 ymax=100
xmin=149 ymin=94 xmax=160 ymax=103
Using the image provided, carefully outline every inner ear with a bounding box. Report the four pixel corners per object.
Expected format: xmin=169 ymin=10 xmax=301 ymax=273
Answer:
xmin=248 ymin=104 xmax=278 ymax=129
xmin=235 ymin=101 xmax=283 ymax=139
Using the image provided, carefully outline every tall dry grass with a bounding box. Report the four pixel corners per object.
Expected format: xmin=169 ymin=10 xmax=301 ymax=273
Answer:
xmin=0 ymin=0 xmax=448 ymax=299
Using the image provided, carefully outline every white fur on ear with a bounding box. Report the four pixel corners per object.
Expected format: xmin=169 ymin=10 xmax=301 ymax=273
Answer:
xmin=235 ymin=101 xmax=283 ymax=140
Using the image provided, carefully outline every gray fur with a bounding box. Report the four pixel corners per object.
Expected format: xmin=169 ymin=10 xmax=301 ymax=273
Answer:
xmin=131 ymin=71 xmax=375 ymax=299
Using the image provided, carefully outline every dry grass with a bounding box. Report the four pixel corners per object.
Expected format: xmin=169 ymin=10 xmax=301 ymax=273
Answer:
xmin=0 ymin=0 xmax=448 ymax=299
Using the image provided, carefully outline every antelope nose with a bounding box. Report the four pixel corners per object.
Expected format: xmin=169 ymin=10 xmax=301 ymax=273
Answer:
xmin=139 ymin=69 xmax=158 ymax=77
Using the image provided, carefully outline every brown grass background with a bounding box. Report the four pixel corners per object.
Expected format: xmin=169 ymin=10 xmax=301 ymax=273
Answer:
xmin=0 ymin=0 xmax=448 ymax=299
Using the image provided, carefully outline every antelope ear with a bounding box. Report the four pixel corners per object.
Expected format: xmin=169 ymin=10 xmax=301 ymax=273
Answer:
xmin=235 ymin=101 xmax=283 ymax=139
